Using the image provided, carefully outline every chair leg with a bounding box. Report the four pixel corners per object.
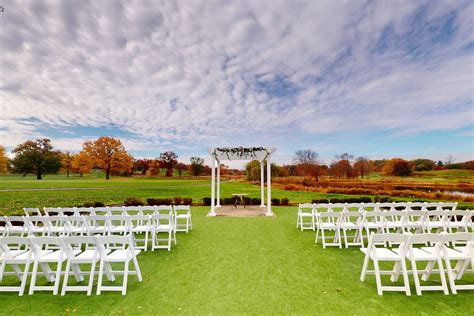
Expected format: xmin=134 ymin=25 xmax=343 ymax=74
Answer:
xmin=132 ymin=255 xmax=142 ymax=282
xmin=87 ymin=258 xmax=97 ymax=296
xmin=19 ymin=260 xmax=31 ymax=296
xmin=53 ymin=261 xmax=62 ymax=295
xmin=321 ymin=228 xmax=326 ymax=249
xmin=122 ymin=260 xmax=129 ymax=295
xmin=61 ymin=260 xmax=71 ymax=296
xmin=315 ymin=226 xmax=320 ymax=243
xmin=96 ymin=259 xmax=105 ymax=295
xmin=373 ymin=259 xmax=383 ymax=295
xmin=437 ymin=258 xmax=449 ymax=295
xmin=400 ymin=259 xmax=411 ymax=296
xmin=29 ymin=260 xmax=39 ymax=295
xmin=411 ymin=258 xmax=422 ymax=295
xmin=360 ymin=253 xmax=370 ymax=281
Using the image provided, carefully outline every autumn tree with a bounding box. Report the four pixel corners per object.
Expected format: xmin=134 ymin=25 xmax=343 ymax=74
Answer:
xmin=190 ymin=157 xmax=204 ymax=177
xmin=293 ymin=149 xmax=322 ymax=181
xmin=60 ymin=151 xmax=74 ymax=177
xmin=146 ymin=159 xmax=161 ymax=176
xmin=0 ymin=145 xmax=8 ymax=174
xmin=354 ymin=156 xmax=370 ymax=178
xmin=176 ymin=162 xmax=188 ymax=177
xmin=10 ymin=139 xmax=61 ymax=179
xmin=71 ymin=152 xmax=93 ymax=176
xmin=82 ymin=137 xmax=133 ymax=179
xmin=245 ymin=160 xmax=279 ymax=181
xmin=410 ymin=159 xmax=435 ymax=171
xmin=382 ymin=158 xmax=412 ymax=177
xmin=134 ymin=159 xmax=152 ymax=175
xmin=159 ymin=151 xmax=178 ymax=177
xmin=330 ymin=153 xmax=355 ymax=179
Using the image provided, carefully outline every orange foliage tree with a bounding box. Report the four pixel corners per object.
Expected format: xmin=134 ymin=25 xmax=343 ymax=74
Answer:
xmin=60 ymin=151 xmax=74 ymax=177
xmin=0 ymin=145 xmax=8 ymax=174
xmin=382 ymin=158 xmax=412 ymax=177
xmin=71 ymin=152 xmax=93 ymax=176
xmin=82 ymin=137 xmax=133 ymax=179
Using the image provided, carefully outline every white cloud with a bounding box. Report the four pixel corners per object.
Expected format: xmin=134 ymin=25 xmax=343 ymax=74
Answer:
xmin=0 ymin=0 xmax=472 ymax=157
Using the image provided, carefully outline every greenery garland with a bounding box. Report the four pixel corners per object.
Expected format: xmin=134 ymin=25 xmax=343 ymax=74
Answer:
xmin=215 ymin=147 xmax=267 ymax=160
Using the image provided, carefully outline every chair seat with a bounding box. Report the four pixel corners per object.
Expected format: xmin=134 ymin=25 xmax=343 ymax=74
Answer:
xmin=394 ymin=248 xmax=438 ymax=261
xmin=406 ymin=221 xmax=424 ymax=227
xmin=422 ymin=246 xmax=470 ymax=260
xmin=341 ymin=222 xmax=358 ymax=229
xmin=319 ymin=223 xmax=338 ymax=229
xmin=105 ymin=249 xmax=141 ymax=262
xmin=0 ymin=250 xmax=27 ymax=261
xmin=426 ymin=221 xmax=444 ymax=228
xmin=300 ymin=213 xmax=313 ymax=217
xmin=365 ymin=222 xmax=383 ymax=229
xmin=110 ymin=226 xmax=129 ymax=233
xmin=8 ymin=250 xmax=47 ymax=263
xmin=360 ymin=247 xmax=401 ymax=261
xmin=385 ymin=221 xmax=404 ymax=228
xmin=40 ymin=249 xmax=81 ymax=262
xmin=175 ymin=214 xmax=190 ymax=218
xmin=155 ymin=224 xmax=173 ymax=231
xmin=133 ymin=226 xmax=149 ymax=232
xmin=72 ymin=250 xmax=98 ymax=262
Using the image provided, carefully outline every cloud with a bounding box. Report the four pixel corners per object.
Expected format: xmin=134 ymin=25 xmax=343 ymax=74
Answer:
xmin=0 ymin=0 xmax=472 ymax=158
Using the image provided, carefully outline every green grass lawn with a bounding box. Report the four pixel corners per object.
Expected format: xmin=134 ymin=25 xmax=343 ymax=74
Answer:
xmin=1 ymin=206 xmax=473 ymax=315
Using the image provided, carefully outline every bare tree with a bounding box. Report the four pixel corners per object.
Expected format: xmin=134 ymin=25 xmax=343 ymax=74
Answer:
xmin=293 ymin=149 xmax=321 ymax=181
xmin=445 ymin=155 xmax=455 ymax=166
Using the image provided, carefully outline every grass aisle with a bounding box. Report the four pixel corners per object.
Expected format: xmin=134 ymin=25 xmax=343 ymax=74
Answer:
xmin=1 ymin=206 xmax=473 ymax=315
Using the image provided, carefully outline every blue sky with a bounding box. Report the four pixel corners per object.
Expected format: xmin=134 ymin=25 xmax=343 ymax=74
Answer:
xmin=0 ymin=0 xmax=473 ymax=166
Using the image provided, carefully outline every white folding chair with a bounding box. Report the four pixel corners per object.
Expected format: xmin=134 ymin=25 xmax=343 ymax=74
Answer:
xmin=84 ymin=215 xmax=108 ymax=236
xmin=340 ymin=210 xmax=364 ymax=248
xmin=395 ymin=234 xmax=449 ymax=295
xmin=106 ymin=215 xmax=132 ymax=236
xmin=404 ymin=210 xmax=427 ymax=233
xmin=0 ymin=216 xmax=6 ymax=237
xmin=96 ymin=235 xmax=142 ymax=295
xmin=174 ymin=205 xmax=192 ymax=233
xmin=446 ymin=210 xmax=471 ymax=234
xmin=361 ymin=211 xmax=385 ymax=244
xmin=29 ymin=236 xmax=76 ymax=295
xmin=360 ymin=233 xmax=411 ymax=296
xmin=297 ymin=203 xmax=316 ymax=231
xmin=61 ymin=236 xmax=99 ymax=296
xmin=424 ymin=210 xmax=448 ymax=233
xmin=155 ymin=205 xmax=173 ymax=214
xmin=129 ymin=214 xmax=151 ymax=251
xmin=382 ymin=210 xmax=405 ymax=234
xmin=422 ymin=233 xmax=474 ymax=294
xmin=4 ymin=216 xmax=26 ymax=239
xmin=151 ymin=213 xmax=176 ymax=251
xmin=24 ymin=216 xmax=48 ymax=236
xmin=0 ymin=236 xmax=32 ymax=296
xmin=23 ymin=208 xmax=41 ymax=217
xmin=315 ymin=211 xmax=342 ymax=249
xmin=45 ymin=216 xmax=68 ymax=237
xmin=64 ymin=216 xmax=88 ymax=237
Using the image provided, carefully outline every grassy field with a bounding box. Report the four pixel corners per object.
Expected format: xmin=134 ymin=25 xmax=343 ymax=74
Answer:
xmin=1 ymin=173 xmax=473 ymax=215
xmin=1 ymin=206 xmax=473 ymax=315
xmin=0 ymin=175 xmax=473 ymax=314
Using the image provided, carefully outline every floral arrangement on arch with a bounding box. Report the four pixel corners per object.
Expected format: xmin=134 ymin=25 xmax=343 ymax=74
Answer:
xmin=214 ymin=147 xmax=268 ymax=160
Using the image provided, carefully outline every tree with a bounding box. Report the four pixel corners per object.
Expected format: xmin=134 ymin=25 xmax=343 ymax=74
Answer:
xmin=60 ymin=151 xmax=74 ymax=177
xmin=245 ymin=160 xmax=280 ymax=181
xmin=82 ymin=137 xmax=133 ymax=179
xmin=146 ymin=159 xmax=161 ymax=177
xmin=293 ymin=149 xmax=322 ymax=181
xmin=71 ymin=152 xmax=93 ymax=176
xmin=410 ymin=159 xmax=435 ymax=171
xmin=354 ymin=157 xmax=370 ymax=178
xmin=133 ymin=159 xmax=152 ymax=175
xmin=176 ymin=162 xmax=188 ymax=177
xmin=10 ymin=139 xmax=61 ymax=179
xmin=190 ymin=157 xmax=204 ymax=177
xmin=0 ymin=145 xmax=8 ymax=174
xmin=382 ymin=158 xmax=412 ymax=177
xmin=159 ymin=151 xmax=178 ymax=177
xmin=445 ymin=155 xmax=455 ymax=166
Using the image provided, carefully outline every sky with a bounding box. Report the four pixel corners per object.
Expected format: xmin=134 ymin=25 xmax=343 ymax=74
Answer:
xmin=1 ymin=0 xmax=473 ymax=167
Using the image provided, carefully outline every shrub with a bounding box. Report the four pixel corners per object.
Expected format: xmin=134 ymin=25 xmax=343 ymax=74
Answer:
xmin=374 ymin=196 xmax=392 ymax=203
xmin=251 ymin=198 xmax=261 ymax=205
xmin=329 ymin=198 xmax=341 ymax=203
xmin=203 ymin=197 xmax=211 ymax=206
xmin=147 ymin=198 xmax=167 ymax=206
xmin=223 ymin=197 xmax=234 ymax=205
xmin=162 ymin=198 xmax=173 ymax=205
xmin=124 ymin=197 xmax=144 ymax=206
xmin=243 ymin=197 xmax=251 ymax=205
xmin=271 ymin=198 xmax=281 ymax=205
xmin=360 ymin=196 xmax=372 ymax=203
xmin=312 ymin=198 xmax=329 ymax=204
xmin=183 ymin=198 xmax=193 ymax=205
xmin=173 ymin=197 xmax=183 ymax=205
xmin=83 ymin=202 xmax=94 ymax=207
xmin=281 ymin=197 xmax=289 ymax=205
xmin=94 ymin=201 xmax=105 ymax=207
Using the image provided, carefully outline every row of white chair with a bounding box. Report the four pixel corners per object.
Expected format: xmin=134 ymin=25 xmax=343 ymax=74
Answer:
xmin=360 ymin=232 xmax=473 ymax=295
xmin=0 ymin=234 xmax=141 ymax=296
xmin=23 ymin=205 xmax=193 ymax=233
xmin=297 ymin=202 xmax=458 ymax=231
xmin=1 ymin=213 xmax=180 ymax=252
xmin=314 ymin=209 xmax=473 ymax=249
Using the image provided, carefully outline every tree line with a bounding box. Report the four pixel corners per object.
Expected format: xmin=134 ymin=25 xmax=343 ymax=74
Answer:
xmin=0 ymin=140 xmax=471 ymax=180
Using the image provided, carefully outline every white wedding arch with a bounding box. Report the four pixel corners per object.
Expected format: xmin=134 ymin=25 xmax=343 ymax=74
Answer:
xmin=207 ymin=147 xmax=275 ymax=217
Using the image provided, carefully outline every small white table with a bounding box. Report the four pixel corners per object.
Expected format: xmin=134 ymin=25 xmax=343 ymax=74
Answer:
xmin=231 ymin=194 xmax=248 ymax=208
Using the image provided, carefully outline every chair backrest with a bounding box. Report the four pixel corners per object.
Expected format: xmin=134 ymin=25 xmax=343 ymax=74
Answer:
xmin=174 ymin=205 xmax=191 ymax=211
xmin=408 ymin=233 xmax=444 ymax=245
xmin=44 ymin=207 xmax=64 ymax=216
xmin=46 ymin=216 xmax=68 ymax=233
xmin=369 ymin=232 xmax=409 ymax=245
xmin=23 ymin=208 xmax=41 ymax=217
xmin=0 ymin=236 xmax=31 ymax=257
xmin=440 ymin=202 xmax=457 ymax=211
xmin=151 ymin=213 xmax=173 ymax=226
xmin=298 ymin=204 xmax=314 ymax=214
xmin=0 ymin=216 xmax=6 ymax=237
xmin=105 ymin=215 xmax=132 ymax=232
xmin=95 ymin=234 xmax=135 ymax=257
xmin=24 ymin=216 xmax=48 ymax=235
xmin=156 ymin=205 xmax=173 ymax=213
xmin=62 ymin=236 xmax=97 ymax=256
xmin=129 ymin=214 xmax=151 ymax=227
xmin=442 ymin=232 xmax=474 ymax=243
xmin=64 ymin=216 xmax=87 ymax=234
xmin=29 ymin=235 xmax=63 ymax=253
xmin=318 ymin=211 xmax=342 ymax=223
xmin=4 ymin=216 xmax=25 ymax=229
xmin=341 ymin=210 xmax=363 ymax=223
xmin=139 ymin=206 xmax=159 ymax=215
